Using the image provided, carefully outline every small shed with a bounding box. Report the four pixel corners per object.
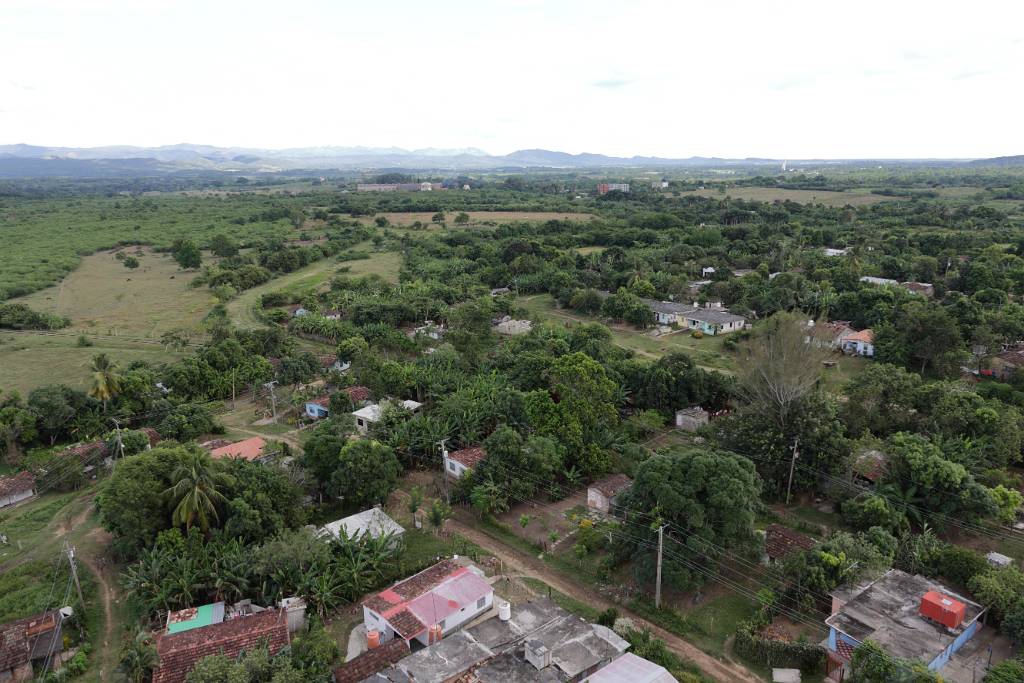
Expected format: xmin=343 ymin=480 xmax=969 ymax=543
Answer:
xmin=986 ymin=551 xmax=1013 ymax=568
xmin=587 ymin=474 xmax=633 ymax=515
xmin=444 ymin=447 xmax=486 ymax=479
xmin=674 ymin=407 xmax=709 ymax=432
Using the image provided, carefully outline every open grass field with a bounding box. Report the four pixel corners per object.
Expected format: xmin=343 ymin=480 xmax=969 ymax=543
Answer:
xmin=0 ymin=332 xmax=189 ymax=394
xmin=14 ymin=248 xmax=216 ymax=337
xmin=0 ymin=193 xmax=310 ymax=300
xmin=227 ymin=249 xmax=402 ymax=329
xmin=354 ymin=210 xmax=595 ymax=227
xmin=518 ymin=293 xmax=737 ymax=372
xmin=678 ymin=187 xmax=901 ymax=207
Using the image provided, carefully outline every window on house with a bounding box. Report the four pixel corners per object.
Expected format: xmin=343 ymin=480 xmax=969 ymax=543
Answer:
xmin=449 ymin=462 xmax=457 ymax=472
xmin=477 ymin=596 xmax=486 ymax=609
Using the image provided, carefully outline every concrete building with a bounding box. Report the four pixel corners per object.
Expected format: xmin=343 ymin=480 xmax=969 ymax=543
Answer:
xmin=644 ymin=300 xmax=745 ymax=335
xmin=361 ymin=559 xmax=493 ymax=648
xmin=807 ymin=320 xmax=855 ymax=350
xmin=990 ymin=347 xmax=1024 ymax=381
xmin=494 ymin=318 xmax=533 ymax=336
xmin=674 ymin=406 xmax=709 ymax=432
xmin=0 ymin=471 xmax=35 ymax=509
xmin=353 ymin=400 xmax=422 ymax=435
xmin=823 ymin=248 xmax=849 ymax=257
xmin=860 ymin=276 xmax=900 ymax=287
xmin=443 ymin=446 xmax=486 ymax=479
xmin=597 ymin=183 xmax=630 ymax=195
xmin=319 ymin=507 xmax=405 ymax=546
xmin=305 ymin=396 xmax=330 ymax=419
xmin=587 ymin=474 xmax=633 ymax=515
xmin=369 ymin=597 xmax=629 ymax=683
xmin=584 ymin=652 xmax=679 ymax=683
xmin=824 ymin=570 xmax=987 ymax=682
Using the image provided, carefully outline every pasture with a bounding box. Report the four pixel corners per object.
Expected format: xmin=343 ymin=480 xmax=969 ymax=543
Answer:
xmin=14 ymin=248 xmax=216 ymax=337
xmin=677 ymin=186 xmax=900 ymax=207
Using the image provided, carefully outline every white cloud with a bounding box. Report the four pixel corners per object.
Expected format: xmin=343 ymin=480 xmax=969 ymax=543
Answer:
xmin=0 ymin=0 xmax=1021 ymax=158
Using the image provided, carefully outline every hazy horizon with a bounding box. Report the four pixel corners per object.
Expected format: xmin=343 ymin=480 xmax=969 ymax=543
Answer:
xmin=3 ymin=0 xmax=1023 ymax=159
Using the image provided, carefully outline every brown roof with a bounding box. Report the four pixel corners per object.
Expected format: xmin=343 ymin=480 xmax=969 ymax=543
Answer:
xmin=995 ymin=349 xmax=1024 ymax=367
xmin=589 ymin=473 xmax=633 ymax=498
xmin=154 ymin=609 xmax=289 ymax=683
xmin=343 ymin=385 xmax=372 ymax=402
xmin=384 ymin=608 xmax=426 ymax=639
xmin=0 ymin=471 xmax=35 ymax=499
xmin=309 ymin=396 xmax=331 ymax=408
xmin=0 ymin=612 xmax=58 ymax=671
xmin=209 ymin=437 xmax=267 ymax=462
xmin=845 ymin=329 xmax=874 ymax=344
xmin=318 ymin=354 xmax=339 ymax=368
xmin=764 ymin=524 xmax=816 ymax=560
xmin=448 ymin=446 xmax=486 ymax=468
xmin=854 ymin=449 xmax=888 ymax=483
xmin=140 ymin=427 xmax=162 ymax=447
xmin=362 ymin=559 xmax=462 ymax=611
xmin=334 ymin=638 xmax=409 ymax=683
xmin=65 ymin=440 xmax=108 ymax=464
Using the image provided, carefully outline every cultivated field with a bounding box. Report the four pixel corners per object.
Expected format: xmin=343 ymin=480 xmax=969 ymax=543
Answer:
xmin=677 ymin=186 xmax=900 ymax=207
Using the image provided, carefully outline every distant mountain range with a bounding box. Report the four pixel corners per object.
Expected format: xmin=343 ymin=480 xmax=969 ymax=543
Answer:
xmin=0 ymin=143 xmax=1016 ymax=177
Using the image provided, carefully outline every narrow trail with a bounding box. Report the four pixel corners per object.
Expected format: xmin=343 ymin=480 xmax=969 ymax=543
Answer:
xmin=78 ymin=551 xmax=115 ymax=680
xmin=448 ymin=519 xmax=764 ymax=683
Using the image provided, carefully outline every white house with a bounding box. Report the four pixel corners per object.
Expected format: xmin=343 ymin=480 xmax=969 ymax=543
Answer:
xmin=443 ymin=446 xmax=486 ymax=479
xmin=352 ymin=400 xmax=423 ymax=435
xmin=0 ymin=471 xmax=35 ymax=509
xmin=842 ymin=329 xmax=875 ymax=357
xmin=319 ymin=507 xmax=405 ymax=547
xmin=675 ymin=407 xmax=709 ymax=432
xmin=361 ymin=559 xmax=493 ymax=647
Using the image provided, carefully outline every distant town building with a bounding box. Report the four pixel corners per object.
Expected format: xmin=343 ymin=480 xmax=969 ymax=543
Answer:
xmin=807 ymin=320 xmax=856 ymax=350
xmin=991 ymin=347 xmax=1024 ymax=380
xmin=644 ymin=300 xmax=746 ymax=335
xmin=356 ymin=183 xmax=444 ymax=192
xmin=493 ymin=317 xmax=533 ymax=336
xmin=823 ymin=247 xmax=849 ymax=257
xmin=597 ymin=183 xmax=630 ymax=195
xmin=842 ymin=329 xmax=875 ymax=357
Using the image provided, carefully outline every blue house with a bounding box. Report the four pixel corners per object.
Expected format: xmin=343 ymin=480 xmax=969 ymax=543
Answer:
xmin=304 ymin=397 xmax=329 ymax=419
xmin=824 ymin=570 xmax=986 ymax=682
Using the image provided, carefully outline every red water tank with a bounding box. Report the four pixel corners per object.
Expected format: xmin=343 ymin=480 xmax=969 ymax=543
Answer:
xmin=428 ymin=624 xmax=443 ymax=644
xmin=920 ymin=591 xmax=966 ymax=629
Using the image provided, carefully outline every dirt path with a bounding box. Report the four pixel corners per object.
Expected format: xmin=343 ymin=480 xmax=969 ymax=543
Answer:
xmin=449 ymin=520 xmax=764 ymax=683
xmin=77 ymin=550 xmax=116 ymax=679
xmin=229 ymin=424 xmax=303 ymax=450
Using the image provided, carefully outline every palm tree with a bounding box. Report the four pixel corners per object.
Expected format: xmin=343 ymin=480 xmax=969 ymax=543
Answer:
xmin=163 ymin=451 xmax=231 ymax=534
xmin=88 ymin=353 xmax=122 ymax=412
xmin=116 ymin=630 xmax=157 ymax=683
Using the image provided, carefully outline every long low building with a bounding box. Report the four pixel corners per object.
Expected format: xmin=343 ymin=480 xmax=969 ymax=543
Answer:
xmin=644 ymin=300 xmax=746 ymax=335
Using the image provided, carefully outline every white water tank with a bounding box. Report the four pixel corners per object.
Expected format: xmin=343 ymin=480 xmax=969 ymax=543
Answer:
xmin=498 ymin=601 xmax=511 ymax=621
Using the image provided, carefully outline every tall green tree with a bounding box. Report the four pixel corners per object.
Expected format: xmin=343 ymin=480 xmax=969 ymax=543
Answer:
xmin=87 ymin=352 xmax=122 ymax=411
xmin=164 ymin=451 xmax=232 ymax=533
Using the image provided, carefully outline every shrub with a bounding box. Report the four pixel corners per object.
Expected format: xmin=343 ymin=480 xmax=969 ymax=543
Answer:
xmin=691 ymin=330 xmax=704 ymax=339
xmin=734 ymin=619 xmax=825 ymax=672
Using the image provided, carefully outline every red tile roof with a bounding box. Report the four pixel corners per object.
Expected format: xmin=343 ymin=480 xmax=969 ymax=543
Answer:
xmin=334 ymin=638 xmax=409 ymax=683
xmin=140 ymin=427 xmax=162 ymax=447
xmin=65 ymin=440 xmax=108 ymax=464
xmin=845 ymin=329 xmax=874 ymax=344
xmin=343 ymin=386 xmax=372 ymax=403
xmin=764 ymin=524 xmax=816 ymax=560
xmin=309 ymin=396 xmax=331 ymax=408
xmin=385 ymin=608 xmax=426 ymax=640
xmin=448 ymin=446 xmax=486 ymax=468
xmin=590 ymin=473 xmax=633 ymax=498
xmin=153 ymin=609 xmax=289 ymax=683
xmin=209 ymin=437 xmax=266 ymax=462
xmin=0 ymin=612 xmax=58 ymax=672
xmin=0 ymin=471 xmax=35 ymax=499
xmin=854 ymin=449 xmax=888 ymax=483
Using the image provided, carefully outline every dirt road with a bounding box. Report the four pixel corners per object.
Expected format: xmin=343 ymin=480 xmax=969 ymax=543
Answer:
xmin=449 ymin=519 xmax=764 ymax=683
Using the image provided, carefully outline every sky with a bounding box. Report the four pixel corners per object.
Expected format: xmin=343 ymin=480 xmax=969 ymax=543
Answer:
xmin=1 ymin=0 xmax=1022 ymax=159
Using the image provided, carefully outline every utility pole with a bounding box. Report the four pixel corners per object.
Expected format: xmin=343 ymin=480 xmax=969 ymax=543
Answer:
xmin=436 ymin=438 xmax=450 ymax=503
xmin=264 ymin=381 xmax=279 ymax=421
xmin=655 ymin=524 xmax=665 ymax=609
xmin=63 ymin=540 xmax=85 ymax=607
xmin=111 ymin=418 xmax=125 ymax=460
xmin=785 ymin=436 xmax=800 ymax=506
